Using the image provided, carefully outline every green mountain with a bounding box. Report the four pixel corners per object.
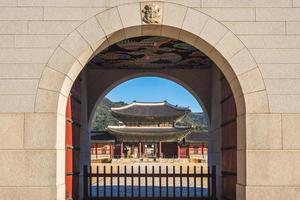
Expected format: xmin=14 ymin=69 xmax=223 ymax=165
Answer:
xmin=91 ymin=97 xmax=208 ymax=132
xmin=91 ymin=98 xmax=127 ymax=131
xmin=183 ymin=112 xmax=208 ymax=131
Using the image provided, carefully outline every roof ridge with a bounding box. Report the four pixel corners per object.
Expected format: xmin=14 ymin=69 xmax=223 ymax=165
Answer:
xmin=111 ymin=101 xmax=190 ymax=111
xmin=107 ymin=125 xmax=191 ymax=129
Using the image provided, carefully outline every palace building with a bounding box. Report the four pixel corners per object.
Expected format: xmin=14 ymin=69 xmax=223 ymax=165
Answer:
xmin=90 ymin=101 xmax=208 ymax=162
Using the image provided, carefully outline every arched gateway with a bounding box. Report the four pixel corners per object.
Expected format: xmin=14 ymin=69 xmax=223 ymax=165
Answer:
xmin=35 ymin=2 xmax=268 ymax=200
xmin=2 ymin=1 xmax=274 ymax=200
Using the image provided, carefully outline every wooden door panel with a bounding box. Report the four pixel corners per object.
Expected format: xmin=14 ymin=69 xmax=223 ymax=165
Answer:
xmin=221 ymin=96 xmax=236 ymax=123
xmin=222 ymin=149 xmax=237 ymax=173
xmin=221 ymin=78 xmax=232 ymax=99
xmin=71 ymin=100 xmax=81 ymax=124
xmin=222 ymin=175 xmax=236 ymax=200
xmin=221 ymin=76 xmax=237 ymax=200
xmin=222 ymin=121 xmax=237 ymax=148
xmin=72 ymin=124 xmax=81 ymax=149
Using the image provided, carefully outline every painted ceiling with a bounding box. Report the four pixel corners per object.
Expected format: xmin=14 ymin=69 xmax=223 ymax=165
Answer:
xmin=89 ymin=36 xmax=213 ymax=70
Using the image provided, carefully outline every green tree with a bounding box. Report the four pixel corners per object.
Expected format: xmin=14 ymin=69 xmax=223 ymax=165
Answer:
xmin=91 ymin=97 xmax=127 ymax=131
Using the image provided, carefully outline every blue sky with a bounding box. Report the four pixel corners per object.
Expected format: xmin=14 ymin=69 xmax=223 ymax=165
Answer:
xmin=105 ymin=77 xmax=203 ymax=112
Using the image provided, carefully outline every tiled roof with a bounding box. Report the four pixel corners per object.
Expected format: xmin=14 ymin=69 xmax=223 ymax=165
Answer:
xmin=107 ymin=125 xmax=191 ymax=142
xmin=185 ymin=131 xmax=208 ymax=143
xmin=111 ymin=101 xmax=190 ymax=119
xmin=91 ymin=131 xmax=116 ymax=143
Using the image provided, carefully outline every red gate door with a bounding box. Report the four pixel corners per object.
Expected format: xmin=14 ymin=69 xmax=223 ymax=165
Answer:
xmin=221 ymin=76 xmax=237 ymax=200
xmin=66 ymin=77 xmax=82 ymax=200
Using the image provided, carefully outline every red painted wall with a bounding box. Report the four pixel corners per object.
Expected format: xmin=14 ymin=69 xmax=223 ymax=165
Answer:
xmin=179 ymin=146 xmax=189 ymax=158
xmin=188 ymin=144 xmax=208 ymax=155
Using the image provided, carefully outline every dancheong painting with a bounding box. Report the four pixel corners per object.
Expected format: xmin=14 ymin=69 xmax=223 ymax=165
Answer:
xmin=89 ymin=36 xmax=213 ymax=69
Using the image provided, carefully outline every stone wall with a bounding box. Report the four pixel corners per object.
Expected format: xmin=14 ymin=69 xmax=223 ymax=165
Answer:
xmin=0 ymin=0 xmax=299 ymax=199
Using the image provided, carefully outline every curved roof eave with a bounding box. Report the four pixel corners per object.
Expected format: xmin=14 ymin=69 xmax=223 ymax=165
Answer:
xmin=111 ymin=101 xmax=190 ymax=111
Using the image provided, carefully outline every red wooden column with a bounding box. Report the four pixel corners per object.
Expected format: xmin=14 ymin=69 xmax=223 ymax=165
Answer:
xmin=121 ymin=142 xmax=124 ymax=158
xmin=186 ymin=146 xmax=189 ymax=158
xmin=138 ymin=142 xmax=142 ymax=158
xmin=158 ymin=141 xmax=162 ymax=158
xmin=177 ymin=144 xmax=181 ymax=159
xmin=141 ymin=142 xmax=144 ymax=157
xmin=110 ymin=144 xmax=114 ymax=159
xmin=95 ymin=144 xmax=98 ymax=159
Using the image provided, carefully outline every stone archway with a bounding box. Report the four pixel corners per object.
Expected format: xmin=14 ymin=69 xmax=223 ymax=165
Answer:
xmin=34 ymin=2 xmax=268 ymax=199
xmin=87 ymin=72 xmax=210 ymax=132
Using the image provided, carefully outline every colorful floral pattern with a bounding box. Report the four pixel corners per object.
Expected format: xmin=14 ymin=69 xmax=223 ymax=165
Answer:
xmin=89 ymin=36 xmax=212 ymax=69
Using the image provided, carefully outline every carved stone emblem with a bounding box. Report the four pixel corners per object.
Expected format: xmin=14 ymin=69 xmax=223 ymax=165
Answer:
xmin=142 ymin=4 xmax=161 ymax=24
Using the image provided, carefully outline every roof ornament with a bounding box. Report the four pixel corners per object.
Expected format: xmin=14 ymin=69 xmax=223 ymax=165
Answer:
xmin=141 ymin=4 xmax=161 ymax=24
